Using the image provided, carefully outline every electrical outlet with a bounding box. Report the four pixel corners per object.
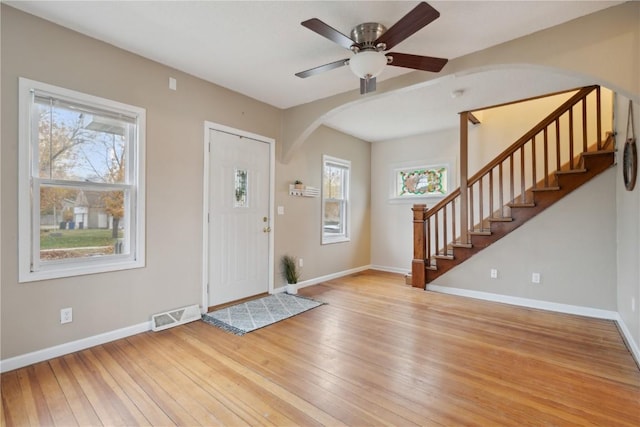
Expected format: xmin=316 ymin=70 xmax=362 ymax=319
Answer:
xmin=531 ymin=273 xmax=541 ymax=284
xmin=490 ymin=269 xmax=498 ymax=279
xmin=298 ymin=258 xmax=304 ymax=268
xmin=60 ymin=307 xmax=73 ymax=324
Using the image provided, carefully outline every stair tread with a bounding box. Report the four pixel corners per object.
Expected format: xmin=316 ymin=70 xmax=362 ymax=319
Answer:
xmin=469 ymin=230 xmax=492 ymax=236
xmin=556 ymin=168 xmax=587 ymax=175
xmin=421 ymin=125 xmax=614 ymax=285
xmin=582 ymin=149 xmax=615 ymax=156
xmin=451 ymin=242 xmax=473 ymax=249
xmin=488 ymin=217 xmax=513 ymax=222
xmin=532 ymin=186 xmax=561 ymax=192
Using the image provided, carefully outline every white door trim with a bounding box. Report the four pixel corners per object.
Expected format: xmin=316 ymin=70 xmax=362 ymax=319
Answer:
xmin=202 ymin=121 xmax=275 ymax=313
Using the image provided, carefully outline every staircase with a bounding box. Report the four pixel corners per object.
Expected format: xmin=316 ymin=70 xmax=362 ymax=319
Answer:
xmin=411 ymin=85 xmax=615 ymax=287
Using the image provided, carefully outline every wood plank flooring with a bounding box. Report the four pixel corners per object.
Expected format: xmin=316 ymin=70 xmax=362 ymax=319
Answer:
xmin=2 ymin=270 xmax=639 ymax=426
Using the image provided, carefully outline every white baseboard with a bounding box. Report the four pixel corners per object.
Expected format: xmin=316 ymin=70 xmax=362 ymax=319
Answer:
xmin=3 ymin=265 xmax=374 ymax=372
xmin=275 ymin=264 xmax=372 ymax=293
xmin=370 ymin=265 xmax=410 ymax=275
xmin=427 ymin=284 xmax=640 ymax=367
xmin=612 ymin=314 xmax=640 ymax=367
xmin=0 ymin=321 xmax=152 ymax=373
xmin=5 ymin=275 xmax=637 ymax=373
xmin=427 ymin=284 xmax=619 ymax=319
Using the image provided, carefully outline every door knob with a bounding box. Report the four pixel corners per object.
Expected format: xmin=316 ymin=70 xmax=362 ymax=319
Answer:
xmin=263 ymin=226 xmax=272 ymax=233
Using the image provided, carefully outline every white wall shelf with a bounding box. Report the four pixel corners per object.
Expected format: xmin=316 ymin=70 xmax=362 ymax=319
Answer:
xmin=289 ymin=184 xmax=320 ymax=197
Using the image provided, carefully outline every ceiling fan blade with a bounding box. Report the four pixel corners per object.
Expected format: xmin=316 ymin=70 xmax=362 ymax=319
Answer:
xmin=360 ymin=77 xmax=377 ymax=94
xmin=301 ymin=18 xmax=357 ymax=50
xmin=375 ymin=2 xmax=440 ymax=51
xmin=295 ymin=58 xmax=349 ymax=78
xmin=386 ymin=52 xmax=448 ymax=72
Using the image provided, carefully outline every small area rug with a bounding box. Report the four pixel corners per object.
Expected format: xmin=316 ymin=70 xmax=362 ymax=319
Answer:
xmin=202 ymin=293 xmax=324 ymax=336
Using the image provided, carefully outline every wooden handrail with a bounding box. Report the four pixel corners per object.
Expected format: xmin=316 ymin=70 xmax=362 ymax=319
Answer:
xmin=425 ymin=188 xmax=460 ymax=219
xmin=426 ymin=87 xmax=597 ymax=220
xmin=414 ymin=85 xmax=606 ymax=288
xmin=467 ymin=85 xmax=598 ymax=186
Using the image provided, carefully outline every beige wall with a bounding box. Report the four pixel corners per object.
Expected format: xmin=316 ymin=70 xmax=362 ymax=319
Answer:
xmin=275 ymin=125 xmax=371 ymax=284
xmin=372 ymin=90 xmax=613 ymax=272
xmin=469 ymin=92 xmax=574 ymax=175
xmin=348 ymin=2 xmax=640 ymax=360
xmin=1 ymin=5 xmax=372 ymax=361
xmin=0 ymin=5 xmax=276 ymax=359
xmin=615 ymin=95 xmax=640 ymax=351
xmin=371 ymin=127 xmax=458 ymax=272
xmin=432 ymin=169 xmax=618 ymax=311
xmin=2 ymin=2 xmax=638 ymax=363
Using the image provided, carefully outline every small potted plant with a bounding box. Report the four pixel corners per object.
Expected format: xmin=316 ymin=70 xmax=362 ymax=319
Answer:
xmin=280 ymin=254 xmax=300 ymax=294
xmin=294 ymin=180 xmax=304 ymax=190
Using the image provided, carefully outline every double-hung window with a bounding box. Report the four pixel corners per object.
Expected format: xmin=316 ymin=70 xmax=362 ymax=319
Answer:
xmin=322 ymin=155 xmax=350 ymax=244
xmin=18 ymin=78 xmax=146 ymax=282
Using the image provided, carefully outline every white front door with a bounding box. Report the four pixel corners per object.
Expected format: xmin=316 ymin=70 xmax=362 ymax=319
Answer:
xmin=207 ymin=128 xmax=272 ymax=307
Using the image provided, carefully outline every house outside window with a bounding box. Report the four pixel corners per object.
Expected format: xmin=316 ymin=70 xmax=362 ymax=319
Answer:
xmin=322 ymin=155 xmax=350 ymax=244
xmin=18 ymin=78 xmax=146 ymax=282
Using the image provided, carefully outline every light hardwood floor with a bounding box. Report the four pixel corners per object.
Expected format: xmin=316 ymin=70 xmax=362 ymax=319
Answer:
xmin=2 ymin=270 xmax=639 ymax=426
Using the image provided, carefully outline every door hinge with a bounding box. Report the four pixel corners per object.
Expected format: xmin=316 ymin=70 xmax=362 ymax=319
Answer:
xmin=207 ymin=213 xmax=210 ymax=223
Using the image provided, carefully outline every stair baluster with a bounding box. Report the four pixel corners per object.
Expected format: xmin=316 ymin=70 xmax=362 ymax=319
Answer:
xmin=412 ymin=85 xmax=614 ymax=288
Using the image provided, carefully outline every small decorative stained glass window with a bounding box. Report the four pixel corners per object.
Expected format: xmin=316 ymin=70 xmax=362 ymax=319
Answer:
xmin=396 ymin=165 xmax=448 ymax=197
xmin=234 ymin=169 xmax=248 ymax=207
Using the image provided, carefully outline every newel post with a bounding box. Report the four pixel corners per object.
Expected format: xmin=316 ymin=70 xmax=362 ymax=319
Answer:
xmin=459 ymin=111 xmax=470 ymax=245
xmin=412 ymin=204 xmax=428 ymax=289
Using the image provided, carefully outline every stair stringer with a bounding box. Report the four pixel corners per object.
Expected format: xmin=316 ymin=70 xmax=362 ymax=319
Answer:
xmin=425 ymin=150 xmax=615 ymax=283
xmin=426 ymin=166 xmax=618 ymax=312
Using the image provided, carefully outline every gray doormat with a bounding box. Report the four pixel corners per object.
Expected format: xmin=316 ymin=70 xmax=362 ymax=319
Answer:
xmin=202 ymin=293 xmax=325 ymax=336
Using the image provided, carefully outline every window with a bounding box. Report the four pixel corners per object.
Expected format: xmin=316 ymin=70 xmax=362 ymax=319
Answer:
xmin=394 ymin=164 xmax=449 ymax=198
xmin=18 ymin=78 xmax=145 ymax=282
xmin=322 ymin=155 xmax=350 ymax=244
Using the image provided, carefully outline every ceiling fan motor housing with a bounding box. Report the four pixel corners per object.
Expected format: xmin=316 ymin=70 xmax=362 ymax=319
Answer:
xmin=350 ymin=22 xmax=387 ymax=51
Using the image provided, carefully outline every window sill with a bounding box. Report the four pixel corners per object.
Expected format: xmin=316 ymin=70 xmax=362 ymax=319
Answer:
xmin=322 ymin=236 xmax=350 ymax=245
xmin=19 ymin=258 xmax=145 ymax=283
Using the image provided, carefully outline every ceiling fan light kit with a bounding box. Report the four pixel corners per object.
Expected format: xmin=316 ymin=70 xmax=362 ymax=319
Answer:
xmin=296 ymin=1 xmax=448 ymax=94
xmin=349 ymin=50 xmax=387 ymax=79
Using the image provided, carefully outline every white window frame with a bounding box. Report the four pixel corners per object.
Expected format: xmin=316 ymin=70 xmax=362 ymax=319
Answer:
xmin=18 ymin=78 xmax=146 ymax=282
xmin=322 ymin=155 xmax=350 ymax=244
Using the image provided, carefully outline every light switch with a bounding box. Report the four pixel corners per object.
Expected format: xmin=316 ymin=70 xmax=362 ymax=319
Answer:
xmin=277 ymin=206 xmax=285 ymax=215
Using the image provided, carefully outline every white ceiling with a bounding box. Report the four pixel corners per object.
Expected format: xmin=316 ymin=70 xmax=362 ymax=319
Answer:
xmin=6 ymin=1 xmax=623 ymax=141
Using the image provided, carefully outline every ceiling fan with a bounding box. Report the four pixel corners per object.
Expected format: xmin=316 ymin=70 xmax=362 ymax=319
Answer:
xmin=295 ymin=2 xmax=448 ymax=95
